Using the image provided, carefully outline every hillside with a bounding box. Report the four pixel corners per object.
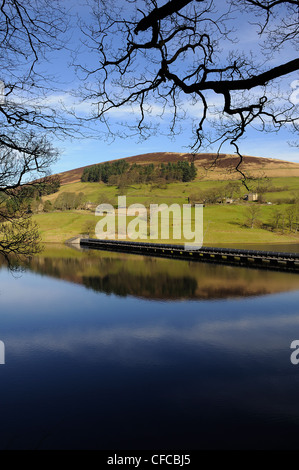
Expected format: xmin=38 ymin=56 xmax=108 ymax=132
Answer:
xmin=29 ymin=151 xmax=299 ymax=246
xmin=55 ymin=152 xmax=299 ymax=185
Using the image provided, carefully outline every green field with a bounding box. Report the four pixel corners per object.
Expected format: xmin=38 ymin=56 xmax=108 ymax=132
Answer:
xmin=34 ymin=175 xmax=299 ymax=245
xmin=43 ymin=177 xmax=299 ymax=204
xmin=33 ymin=211 xmax=96 ymax=243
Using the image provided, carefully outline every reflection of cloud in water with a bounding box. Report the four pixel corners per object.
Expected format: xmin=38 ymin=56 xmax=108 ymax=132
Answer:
xmin=5 ymin=307 xmax=299 ymax=360
xmin=2 ymin=248 xmax=299 ymax=450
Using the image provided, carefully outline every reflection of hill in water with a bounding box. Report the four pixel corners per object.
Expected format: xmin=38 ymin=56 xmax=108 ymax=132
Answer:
xmin=17 ymin=245 xmax=299 ymax=301
xmin=82 ymin=273 xmax=197 ymax=299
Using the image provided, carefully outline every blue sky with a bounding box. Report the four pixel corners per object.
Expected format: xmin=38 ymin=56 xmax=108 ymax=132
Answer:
xmin=52 ymin=126 xmax=299 ymax=174
xmin=33 ymin=0 xmax=298 ymax=174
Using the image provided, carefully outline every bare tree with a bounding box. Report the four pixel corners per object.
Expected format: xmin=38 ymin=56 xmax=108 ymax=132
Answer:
xmin=245 ymin=204 xmax=261 ymax=228
xmin=285 ymin=205 xmax=296 ymax=231
xmin=271 ymin=207 xmax=283 ymax=231
xmin=76 ymin=0 xmax=298 ymax=178
xmin=0 ymin=0 xmax=74 ymax=262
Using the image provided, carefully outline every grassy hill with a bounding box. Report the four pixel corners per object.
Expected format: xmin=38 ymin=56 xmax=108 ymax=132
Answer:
xmin=33 ymin=203 xmax=299 ymax=245
xmin=32 ymin=152 xmax=299 ymax=246
xmin=55 ymin=152 xmax=299 ymax=185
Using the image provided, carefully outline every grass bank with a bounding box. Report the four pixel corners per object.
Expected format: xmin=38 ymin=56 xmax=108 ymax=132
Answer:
xmin=33 ymin=204 xmax=299 ymax=245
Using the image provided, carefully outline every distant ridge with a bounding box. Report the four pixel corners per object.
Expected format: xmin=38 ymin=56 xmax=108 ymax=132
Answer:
xmin=55 ymin=152 xmax=299 ymax=185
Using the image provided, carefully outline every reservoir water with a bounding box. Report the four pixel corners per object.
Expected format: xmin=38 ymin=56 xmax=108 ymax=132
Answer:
xmin=0 ymin=244 xmax=299 ymax=450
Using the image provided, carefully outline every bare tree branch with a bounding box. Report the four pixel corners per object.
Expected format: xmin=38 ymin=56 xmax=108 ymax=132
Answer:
xmin=0 ymin=0 xmax=73 ymax=262
xmin=77 ymin=0 xmax=299 ymax=180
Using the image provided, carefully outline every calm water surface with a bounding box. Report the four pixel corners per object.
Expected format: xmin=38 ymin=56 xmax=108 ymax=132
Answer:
xmin=0 ymin=244 xmax=299 ymax=450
